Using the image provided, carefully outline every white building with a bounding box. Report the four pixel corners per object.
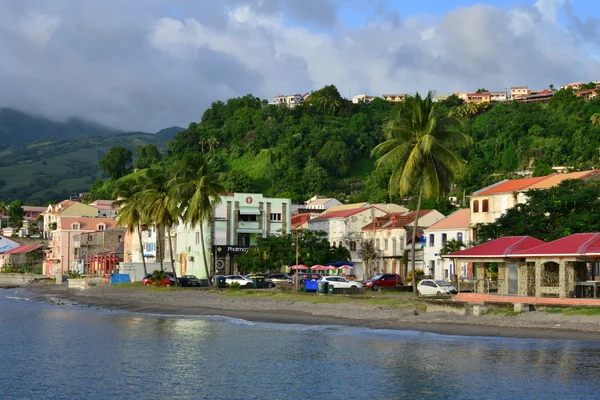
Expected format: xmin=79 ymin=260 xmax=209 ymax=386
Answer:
xmin=304 ymin=196 xmax=343 ymax=211
xmin=352 ymin=94 xmax=377 ymax=104
xmin=423 ymin=209 xmax=471 ymax=280
xmin=308 ymin=206 xmax=387 ymax=279
xmin=271 ymin=94 xmax=306 ymax=108
xmin=490 ymin=92 xmax=508 ymax=102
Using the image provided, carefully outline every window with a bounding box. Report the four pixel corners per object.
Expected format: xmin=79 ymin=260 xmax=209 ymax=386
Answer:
xmin=239 ymin=213 xmax=258 ymax=222
xmin=98 ymin=225 xmax=105 ymax=231
xmin=72 ymin=224 xmax=79 ymax=230
xmin=145 ymin=242 xmax=155 ymax=252
xmin=457 ymin=232 xmax=463 ymax=243
xmin=195 ymin=232 xmax=200 ymax=245
xmin=441 ymin=233 xmax=447 ymax=246
xmin=376 ymin=239 xmax=380 ymax=250
xmin=238 ymin=233 xmax=250 ymax=246
xmin=399 ymin=238 xmax=405 ymax=250
xmin=332 ymin=241 xmax=336 ymax=247
xmin=349 ymin=241 xmax=357 ymax=252
xmin=392 ymin=238 xmax=397 ymax=256
xmin=429 ymin=234 xmax=435 ymax=247
xmin=473 ymin=200 xmax=479 ymax=213
xmin=384 ymin=239 xmax=388 ymax=250
xmin=270 ymin=213 xmax=282 ymax=222
xmin=482 ymin=199 xmax=489 ymax=212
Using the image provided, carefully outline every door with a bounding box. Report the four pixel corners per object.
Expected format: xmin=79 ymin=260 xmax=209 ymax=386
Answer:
xmin=507 ymin=263 xmax=518 ymax=295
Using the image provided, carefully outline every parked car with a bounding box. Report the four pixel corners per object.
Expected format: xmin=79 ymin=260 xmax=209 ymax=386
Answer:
xmin=142 ymin=273 xmax=172 ymax=287
xmin=225 ymin=275 xmax=253 ymax=288
xmin=265 ymin=273 xmax=293 ymax=286
xmin=178 ymin=275 xmax=201 ymax=287
xmin=417 ymin=279 xmax=458 ymax=296
xmin=319 ymin=276 xmax=363 ymax=289
xmin=244 ymin=274 xmax=277 ymax=288
xmin=363 ymin=274 xmax=403 ymax=291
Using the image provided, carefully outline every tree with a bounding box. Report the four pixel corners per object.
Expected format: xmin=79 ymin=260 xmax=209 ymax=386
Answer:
xmin=134 ymin=144 xmax=162 ymax=170
xmin=590 ymin=113 xmax=600 ymax=127
xmin=0 ymin=201 xmax=5 ymax=230
xmin=224 ymin=170 xmax=257 ymax=193
xmin=170 ymin=154 xmax=224 ymax=284
xmin=358 ymin=239 xmax=377 ymax=280
xmin=301 ymin=158 xmax=329 ymax=195
xmin=113 ymin=174 xmax=149 ymax=276
xmin=371 ymin=91 xmax=471 ymax=294
xmin=439 ymin=238 xmax=466 ymax=281
xmin=444 ymin=94 xmax=464 ymax=108
xmin=475 ymin=88 xmax=489 ymax=93
xmin=8 ymin=200 xmax=24 ymax=231
xmin=99 ymin=146 xmax=133 ymax=179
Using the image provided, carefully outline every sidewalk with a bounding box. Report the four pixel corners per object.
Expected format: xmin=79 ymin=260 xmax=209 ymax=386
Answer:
xmin=453 ymin=293 xmax=600 ymax=306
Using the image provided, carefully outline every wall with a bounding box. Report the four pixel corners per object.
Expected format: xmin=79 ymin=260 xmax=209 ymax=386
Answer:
xmin=0 ymin=273 xmax=44 ymax=288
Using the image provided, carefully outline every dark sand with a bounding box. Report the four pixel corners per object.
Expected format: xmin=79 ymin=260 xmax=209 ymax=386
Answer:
xmin=19 ymin=284 xmax=600 ymax=341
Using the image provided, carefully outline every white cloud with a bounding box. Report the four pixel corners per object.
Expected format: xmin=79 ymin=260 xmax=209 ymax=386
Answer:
xmin=0 ymin=0 xmax=598 ymax=132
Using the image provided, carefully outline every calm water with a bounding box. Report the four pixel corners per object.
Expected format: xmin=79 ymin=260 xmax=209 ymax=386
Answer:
xmin=1 ymin=289 xmax=600 ymax=400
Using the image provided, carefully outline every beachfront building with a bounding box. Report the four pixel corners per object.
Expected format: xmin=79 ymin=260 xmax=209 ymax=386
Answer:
xmin=308 ymin=206 xmax=387 ymax=280
xmin=361 ymin=210 xmax=445 ymax=280
xmin=176 ymin=193 xmax=292 ymax=279
xmin=0 ymin=245 xmax=43 ymax=271
xmin=42 ymin=200 xmax=102 ymax=238
xmin=73 ymin=227 xmax=125 ymax=274
xmin=423 ymin=209 xmax=471 ymax=280
xmin=44 ymin=216 xmax=119 ymax=275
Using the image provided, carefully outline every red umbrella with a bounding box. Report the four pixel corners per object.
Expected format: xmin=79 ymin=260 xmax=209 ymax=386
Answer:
xmin=290 ymin=264 xmax=308 ymax=270
xmin=338 ymin=265 xmax=354 ymax=270
xmin=325 ymin=266 xmax=337 ymax=270
xmin=310 ymin=265 xmax=326 ymax=270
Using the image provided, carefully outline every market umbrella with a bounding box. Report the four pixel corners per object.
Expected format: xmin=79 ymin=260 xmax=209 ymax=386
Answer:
xmin=290 ymin=264 xmax=308 ymax=270
xmin=338 ymin=265 xmax=354 ymax=270
xmin=325 ymin=266 xmax=337 ymax=270
xmin=310 ymin=265 xmax=327 ymax=270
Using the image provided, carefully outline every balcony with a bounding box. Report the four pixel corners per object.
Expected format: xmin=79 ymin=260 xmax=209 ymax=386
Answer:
xmin=236 ymin=221 xmax=262 ymax=233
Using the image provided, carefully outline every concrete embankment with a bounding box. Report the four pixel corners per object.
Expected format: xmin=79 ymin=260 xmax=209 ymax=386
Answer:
xmin=0 ymin=273 xmax=51 ymax=288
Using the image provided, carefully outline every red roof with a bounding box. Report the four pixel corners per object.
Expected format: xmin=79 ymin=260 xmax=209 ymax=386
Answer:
xmin=362 ymin=210 xmax=433 ymax=231
xmin=511 ymin=233 xmax=600 ymax=257
xmin=473 ymin=176 xmax=549 ymax=196
xmin=291 ymin=213 xmax=315 ymax=229
xmin=3 ymin=245 xmax=41 ymax=255
xmin=449 ymin=236 xmax=545 ymax=258
xmin=310 ymin=207 xmax=371 ymax=222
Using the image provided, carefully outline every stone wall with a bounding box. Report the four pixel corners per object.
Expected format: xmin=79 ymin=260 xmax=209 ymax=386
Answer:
xmin=0 ymin=273 xmax=45 ymax=288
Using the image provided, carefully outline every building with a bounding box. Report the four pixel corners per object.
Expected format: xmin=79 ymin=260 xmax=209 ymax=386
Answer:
xmin=308 ymin=206 xmax=387 ymax=279
xmin=433 ymin=94 xmax=451 ymax=102
xmin=575 ymin=88 xmax=599 ymax=100
xmin=470 ymin=170 xmax=600 ymax=239
xmin=423 ymin=209 xmax=471 ymax=280
xmin=175 ymin=193 xmax=292 ymax=279
xmin=352 ymin=94 xmax=377 ymax=104
xmin=510 ymin=86 xmax=530 ymax=99
xmin=0 ymin=245 xmax=42 ymax=271
xmin=560 ymin=82 xmax=585 ymax=90
xmin=88 ymin=200 xmax=119 ymax=218
xmin=271 ymin=94 xmax=306 ymax=108
xmin=515 ymin=89 xmax=554 ymax=103
xmin=304 ymin=196 xmax=342 ymax=211
xmin=454 ymin=92 xmax=469 ymax=101
xmin=382 ymin=94 xmax=407 ymax=102
xmin=360 ymin=210 xmax=445 ymax=280
xmin=43 ymin=200 xmax=100 ymax=237
xmin=466 ymin=92 xmax=491 ymax=104
xmin=291 ymin=212 xmax=318 ymax=230
xmin=490 ymin=92 xmax=508 ymax=102
xmin=73 ymin=227 xmax=125 ymax=274
xmin=44 ymin=216 xmax=119 ymax=275
xmin=0 ymin=236 xmax=19 ymax=254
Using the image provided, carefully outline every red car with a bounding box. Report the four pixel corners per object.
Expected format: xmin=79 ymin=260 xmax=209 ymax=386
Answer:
xmin=363 ymin=274 xmax=403 ymax=291
xmin=142 ymin=274 xmax=172 ymax=287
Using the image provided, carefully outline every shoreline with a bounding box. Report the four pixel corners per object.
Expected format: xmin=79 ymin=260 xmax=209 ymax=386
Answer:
xmin=16 ymin=284 xmax=600 ymax=341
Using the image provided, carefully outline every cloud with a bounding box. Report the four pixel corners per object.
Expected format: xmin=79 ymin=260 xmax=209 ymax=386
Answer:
xmin=0 ymin=0 xmax=598 ymax=132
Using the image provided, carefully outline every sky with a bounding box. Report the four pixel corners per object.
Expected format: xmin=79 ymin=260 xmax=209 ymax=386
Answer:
xmin=0 ymin=0 xmax=599 ymax=132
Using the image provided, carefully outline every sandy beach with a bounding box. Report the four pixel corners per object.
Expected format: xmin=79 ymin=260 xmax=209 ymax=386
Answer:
xmin=19 ymin=283 xmax=600 ymax=341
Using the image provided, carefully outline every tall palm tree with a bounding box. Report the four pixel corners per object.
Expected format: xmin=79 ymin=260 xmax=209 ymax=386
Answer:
xmin=113 ymin=175 xmax=149 ymax=277
xmin=170 ymin=154 xmax=224 ymax=285
xmin=371 ymin=91 xmax=472 ymax=294
xmin=140 ymin=167 xmax=179 ymax=285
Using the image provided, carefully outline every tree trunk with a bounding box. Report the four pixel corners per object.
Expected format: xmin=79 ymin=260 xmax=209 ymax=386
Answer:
xmin=410 ymin=188 xmax=423 ymax=296
xmin=167 ymin=225 xmax=178 ymax=286
xmin=156 ymin=224 xmax=164 ymax=272
xmin=199 ymin=221 xmax=212 ymax=286
xmin=137 ymin=224 xmax=148 ymax=276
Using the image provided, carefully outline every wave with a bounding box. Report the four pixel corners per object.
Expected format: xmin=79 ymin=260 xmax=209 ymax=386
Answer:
xmin=6 ymin=296 xmax=31 ymax=302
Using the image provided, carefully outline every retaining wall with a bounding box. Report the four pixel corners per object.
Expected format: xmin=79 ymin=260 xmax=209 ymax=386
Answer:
xmin=0 ymin=273 xmax=46 ymax=288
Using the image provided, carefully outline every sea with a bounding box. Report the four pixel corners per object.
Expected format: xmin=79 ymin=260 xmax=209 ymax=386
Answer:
xmin=1 ymin=288 xmax=599 ymax=400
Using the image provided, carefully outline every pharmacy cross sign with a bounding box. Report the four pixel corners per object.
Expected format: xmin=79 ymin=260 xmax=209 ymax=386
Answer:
xmin=245 ymin=196 xmax=253 ymax=204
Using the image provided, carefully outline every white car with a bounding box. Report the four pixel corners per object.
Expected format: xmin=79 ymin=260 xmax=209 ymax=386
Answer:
xmin=417 ymin=279 xmax=458 ymax=296
xmin=225 ymin=275 xmax=253 ymax=288
xmin=319 ymin=276 xmax=363 ymax=289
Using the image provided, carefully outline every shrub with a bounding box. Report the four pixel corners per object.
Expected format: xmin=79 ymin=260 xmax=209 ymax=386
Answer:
xmin=228 ymin=281 xmax=241 ymax=290
xmin=406 ymin=269 xmax=425 ymax=283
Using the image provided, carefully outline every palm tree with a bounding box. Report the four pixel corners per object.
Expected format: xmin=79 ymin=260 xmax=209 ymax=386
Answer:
xmin=207 ymin=137 xmax=219 ymax=154
xmin=170 ymin=154 xmax=224 ymax=285
xmin=371 ymin=91 xmax=472 ymax=294
xmin=140 ymin=167 xmax=179 ymax=285
xmin=113 ymin=176 xmax=149 ymax=277
xmin=440 ymin=238 xmax=466 ymax=280
xmin=590 ymin=113 xmax=600 ymax=127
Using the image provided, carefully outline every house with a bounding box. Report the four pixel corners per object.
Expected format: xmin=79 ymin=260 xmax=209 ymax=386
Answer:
xmin=0 ymin=236 xmax=19 ymax=254
xmin=470 ymin=170 xmax=600 ymax=239
xmin=381 ymin=94 xmax=407 ymax=102
xmin=515 ymin=89 xmax=554 ymax=103
xmin=322 ymin=202 xmax=371 ymax=214
xmin=454 ymin=92 xmax=469 ymax=101
xmin=433 ymin=94 xmax=451 ymax=102
xmin=466 ymin=92 xmax=491 ymax=104
xmin=361 ymin=210 xmax=445 ymax=280
xmin=423 ymin=209 xmax=471 ymax=280
xmin=271 ymin=94 xmax=305 ymax=108
xmin=42 ymin=200 xmax=99 ymax=237
xmin=371 ymin=203 xmax=409 ymax=214
xmin=304 ymin=196 xmax=342 ymax=211
xmin=73 ymin=227 xmax=125 ymax=275
xmin=490 ymin=92 xmax=507 ymax=102
xmin=44 ymin=216 xmax=119 ymax=275
xmin=560 ymin=82 xmax=585 ymax=90
xmin=575 ymin=88 xmax=599 ymax=100
xmin=0 ymin=245 xmax=42 ymax=271
xmin=308 ymin=206 xmax=388 ymax=279
xmin=292 ymin=212 xmax=319 ymax=230
xmin=88 ymin=200 xmax=119 ymax=218
xmin=352 ymin=94 xmax=377 ymax=104
xmin=21 ymin=205 xmax=47 ymax=236
xmin=510 ymin=86 xmax=530 ymax=99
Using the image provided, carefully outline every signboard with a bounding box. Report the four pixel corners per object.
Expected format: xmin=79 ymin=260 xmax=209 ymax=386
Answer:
xmin=213 ymin=245 xmax=250 ymax=256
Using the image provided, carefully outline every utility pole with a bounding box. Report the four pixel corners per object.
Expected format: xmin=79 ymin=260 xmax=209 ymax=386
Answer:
xmin=294 ymin=230 xmax=299 ymax=290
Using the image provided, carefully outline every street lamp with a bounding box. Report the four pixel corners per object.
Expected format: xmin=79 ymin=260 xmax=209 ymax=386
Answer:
xmin=294 ymin=230 xmax=300 ymax=290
